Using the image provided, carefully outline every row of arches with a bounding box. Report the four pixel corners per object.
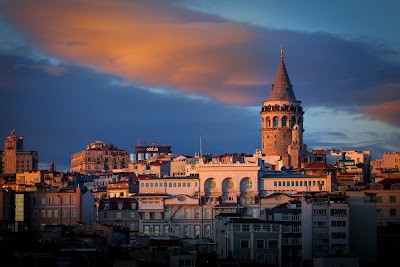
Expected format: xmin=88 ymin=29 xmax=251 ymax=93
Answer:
xmin=261 ymin=104 xmax=303 ymax=112
xmin=262 ymin=115 xmax=303 ymax=128
xmin=203 ymin=177 xmax=255 ymax=195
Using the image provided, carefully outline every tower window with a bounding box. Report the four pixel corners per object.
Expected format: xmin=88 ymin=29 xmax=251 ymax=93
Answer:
xmin=273 ymin=117 xmax=279 ymax=127
xmin=290 ymin=116 xmax=296 ymax=127
xmin=282 ymin=117 xmax=287 ymax=127
xmin=274 ymin=142 xmax=278 ymax=148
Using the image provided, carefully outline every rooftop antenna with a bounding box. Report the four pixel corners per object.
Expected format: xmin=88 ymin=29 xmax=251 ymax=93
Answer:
xmin=200 ymin=135 xmax=202 ymax=157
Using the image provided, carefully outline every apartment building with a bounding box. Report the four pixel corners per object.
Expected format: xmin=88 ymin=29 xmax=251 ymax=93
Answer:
xmin=263 ymin=201 xmax=302 ymax=267
xmin=214 ymin=214 xmax=282 ymax=265
xmin=97 ymin=197 xmax=139 ymax=232
xmin=130 ymin=141 xmax=172 ymax=163
xmin=1 ymin=129 xmax=39 ymax=174
xmin=326 ymin=149 xmax=372 ymax=182
xmin=29 ymin=186 xmax=95 ymax=237
xmin=371 ymin=152 xmax=400 ymax=179
xmin=70 ymin=140 xmax=129 ymax=174
xmin=367 ymin=178 xmax=400 ymax=226
xmin=301 ymin=193 xmax=350 ymax=263
xmin=135 ymin=175 xmax=202 ymax=238
xmin=345 ymin=190 xmax=377 ymax=266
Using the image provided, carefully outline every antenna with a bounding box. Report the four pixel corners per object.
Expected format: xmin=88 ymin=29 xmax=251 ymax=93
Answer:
xmin=200 ymin=135 xmax=202 ymax=157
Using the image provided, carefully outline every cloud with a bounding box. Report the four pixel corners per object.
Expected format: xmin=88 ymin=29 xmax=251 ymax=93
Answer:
xmin=2 ymin=1 xmax=400 ymax=125
xmin=360 ymin=100 xmax=400 ymax=127
xmin=13 ymin=64 xmax=68 ymax=76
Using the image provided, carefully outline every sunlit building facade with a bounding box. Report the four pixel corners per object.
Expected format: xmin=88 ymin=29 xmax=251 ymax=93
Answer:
xmin=70 ymin=140 xmax=129 ymax=174
xmin=1 ymin=129 xmax=39 ymax=174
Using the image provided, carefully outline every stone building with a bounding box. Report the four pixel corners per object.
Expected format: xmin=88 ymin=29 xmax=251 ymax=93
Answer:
xmin=1 ymin=129 xmax=39 ymax=174
xmin=70 ymin=140 xmax=129 ymax=174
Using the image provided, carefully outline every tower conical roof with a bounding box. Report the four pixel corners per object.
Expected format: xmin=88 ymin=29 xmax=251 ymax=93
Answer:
xmin=267 ymin=49 xmax=297 ymax=101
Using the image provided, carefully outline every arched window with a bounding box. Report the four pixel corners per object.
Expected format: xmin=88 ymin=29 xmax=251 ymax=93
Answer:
xmin=273 ymin=116 xmax=279 ymax=127
xmin=266 ymin=116 xmax=271 ymax=127
xmin=282 ymin=116 xmax=287 ymax=127
xmin=290 ymin=116 xmax=296 ymax=127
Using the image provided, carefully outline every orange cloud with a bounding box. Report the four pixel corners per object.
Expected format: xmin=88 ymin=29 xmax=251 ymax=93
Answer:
xmin=3 ymin=0 xmax=270 ymax=105
xmin=360 ymin=100 xmax=400 ymax=127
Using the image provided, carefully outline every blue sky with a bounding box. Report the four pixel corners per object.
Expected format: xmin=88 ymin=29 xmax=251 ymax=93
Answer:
xmin=1 ymin=0 xmax=399 ymax=171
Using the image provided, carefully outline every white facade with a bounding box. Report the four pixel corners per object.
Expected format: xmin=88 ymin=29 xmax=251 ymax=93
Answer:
xmin=260 ymin=173 xmax=335 ymax=196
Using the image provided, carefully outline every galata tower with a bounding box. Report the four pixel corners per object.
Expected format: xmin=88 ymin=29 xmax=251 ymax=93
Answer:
xmin=260 ymin=45 xmax=307 ymax=167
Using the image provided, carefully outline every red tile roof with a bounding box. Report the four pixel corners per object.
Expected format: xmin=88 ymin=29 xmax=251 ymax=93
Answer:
xmin=305 ymin=162 xmax=337 ymax=169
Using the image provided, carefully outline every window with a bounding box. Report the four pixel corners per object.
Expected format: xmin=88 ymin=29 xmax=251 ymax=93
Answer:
xmin=48 ymin=197 xmax=52 ymax=204
xmin=71 ymin=196 xmax=76 ymax=204
xmin=41 ymin=198 xmax=46 ymax=204
xmin=32 ymin=197 xmax=36 ymax=205
xmin=331 ymin=232 xmax=346 ymax=239
xmin=313 ymin=209 xmax=327 ymax=216
xmin=390 ymin=196 xmax=397 ymax=203
xmin=268 ymin=239 xmax=278 ymax=248
xmin=72 ymin=209 xmax=77 ymax=217
xmin=273 ymin=117 xmax=279 ymax=127
xmin=313 ymin=221 xmax=327 ymax=227
xmin=103 ymin=212 xmax=108 ymax=219
xmin=33 ymin=210 xmax=38 ymax=218
xmin=130 ymin=212 xmax=135 ymax=219
xmin=377 ymin=196 xmax=382 ymax=202
xmin=47 ymin=210 xmax=52 ymax=218
xmin=256 ymin=240 xmax=265 ymax=249
xmin=390 ymin=209 xmax=397 ymax=217
xmin=332 ymin=220 xmax=346 ymax=227
xmin=118 ymin=203 xmax=123 ymax=210
xmin=331 ymin=209 xmax=347 ymax=217
xmin=116 ymin=212 xmax=121 ymax=219
xmin=184 ymin=225 xmax=190 ymax=237
xmin=54 ymin=210 xmax=58 ymax=218
xmin=41 ymin=210 xmax=46 ymax=218
xmin=240 ymin=240 xmax=249 ymax=248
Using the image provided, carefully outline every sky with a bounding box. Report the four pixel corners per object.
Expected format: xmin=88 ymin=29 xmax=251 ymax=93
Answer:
xmin=1 ymin=0 xmax=400 ymax=171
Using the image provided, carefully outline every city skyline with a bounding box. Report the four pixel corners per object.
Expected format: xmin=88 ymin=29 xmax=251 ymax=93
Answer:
xmin=1 ymin=0 xmax=400 ymax=171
